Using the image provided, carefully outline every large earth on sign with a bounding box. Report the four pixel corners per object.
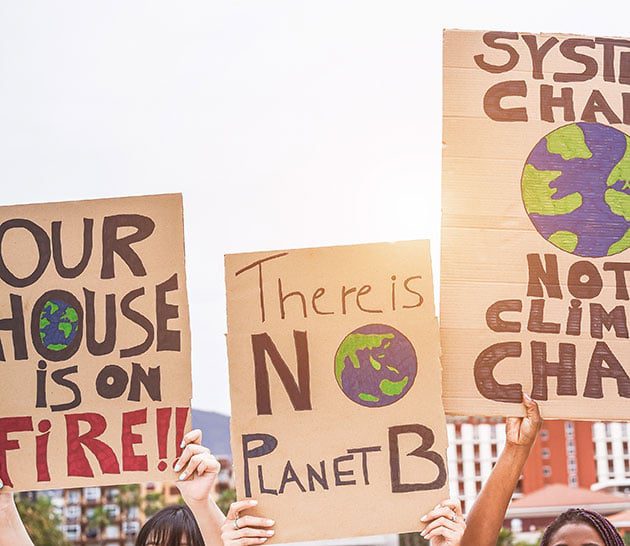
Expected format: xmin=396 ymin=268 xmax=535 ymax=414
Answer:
xmin=521 ymin=122 xmax=630 ymax=258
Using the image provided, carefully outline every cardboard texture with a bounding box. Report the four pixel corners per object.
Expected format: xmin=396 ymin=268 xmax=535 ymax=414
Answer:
xmin=441 ymin=30 xmax=630 ymax=420
xmin=225 ymin=241 xmax=449 ymax=543
xmin=0 ymin=193 xmax=191 ymax=491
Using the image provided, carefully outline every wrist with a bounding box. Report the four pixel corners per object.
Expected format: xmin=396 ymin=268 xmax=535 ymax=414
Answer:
xmin=0 ymin=492 xmax=15 ymax=511
xmin=184 ymin=496 xmax=212 ymax=512
xmin=503 ymin=442 xmax=532 ymax=461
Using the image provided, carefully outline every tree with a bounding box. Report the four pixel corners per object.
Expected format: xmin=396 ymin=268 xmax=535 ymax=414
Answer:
xmin=16 ymin=495 xmax=69 ymax=546
xmin=116 ymin=484 xmax=140 ymax=513
xmin=216 ymin=488 xmax=237 ymax=516
xmin=496 ymin=528 xmax=515 ymax=546
xmin=87 ymin=505 xmax=113 ymax=546
xmin=495 ymin=527 xmax=539 ymax=546
xmin=143 ymin=491 xmax=165 ymax=517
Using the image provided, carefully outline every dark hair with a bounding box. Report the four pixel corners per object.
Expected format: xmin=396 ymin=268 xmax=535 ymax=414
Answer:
xmin=135 ymin=504 xmax=205 ymax=546
xmin=540 ymin=508 xmax=623 ymax=546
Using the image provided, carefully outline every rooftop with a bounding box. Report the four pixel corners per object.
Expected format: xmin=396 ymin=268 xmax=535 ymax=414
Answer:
xmin=506 ymin=485 xmax=630 ymax=518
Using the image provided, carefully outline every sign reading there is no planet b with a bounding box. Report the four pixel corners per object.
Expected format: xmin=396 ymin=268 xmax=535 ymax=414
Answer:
xmin=225 ymin=241 xmax=448 ymax=543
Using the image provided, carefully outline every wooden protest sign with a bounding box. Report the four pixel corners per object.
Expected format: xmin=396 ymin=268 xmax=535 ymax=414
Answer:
xmin=0 ymin=193 xmax=191 ymax=491
xmin=226 ymin=241 xmax=448 ymax=543
xmin=441 ymin=30 xmax=630 ymax=420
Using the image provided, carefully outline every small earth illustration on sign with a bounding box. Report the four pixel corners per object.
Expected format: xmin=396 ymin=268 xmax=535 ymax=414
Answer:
xmin=521 ymin=122 xmax=630 ymax=257
xmin=334 ymin=324 xmax=417 ymax=408
xmin=39 ymin=298 xmax=80 ymax=352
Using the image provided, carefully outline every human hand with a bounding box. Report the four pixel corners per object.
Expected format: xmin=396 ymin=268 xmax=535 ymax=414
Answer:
xmin=0 ymin=479 xmax=14 ymax=510
xmin=221 ymin=499 xmax=275 ymax=546
xmin=0 ymin=479 xmax=18 ymax=519
xmin=174 ymin=429 xmax=221 ymax=506
xmin=506 ymin=393 xmax=542 ymax=450
xmin=420 ymin=499 xmax=465 ymax=546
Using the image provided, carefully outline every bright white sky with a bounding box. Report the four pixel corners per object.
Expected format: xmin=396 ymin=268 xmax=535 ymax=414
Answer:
xmin=0 ymin=1 xmax=626 ymax=414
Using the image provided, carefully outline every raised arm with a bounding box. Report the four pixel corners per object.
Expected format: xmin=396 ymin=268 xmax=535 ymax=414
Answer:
xmin=175 ymin=429 xmax=228 ymax=546
xmin=0 ymin=484 xmax=35 ymax=546
xmin=460 ymin=394 xmax=542 ymax=546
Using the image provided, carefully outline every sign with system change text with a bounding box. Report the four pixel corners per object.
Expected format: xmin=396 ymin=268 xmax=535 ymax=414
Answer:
xmin=441 ymin=30 xmax=630 ymax=420
xmin=0 ymin=193 xmax=191 ymax=491
xmin=226 ymin=241 xmax=448 ymax=543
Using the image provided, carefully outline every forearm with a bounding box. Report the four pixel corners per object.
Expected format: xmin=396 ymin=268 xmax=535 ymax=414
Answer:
xmin=186 ymin=498 xmax=226 ymax=546
xmin=461 ymin=444 xmax=530 ymax=546
xmin=0 ymin=495 xmax=34 ymax=546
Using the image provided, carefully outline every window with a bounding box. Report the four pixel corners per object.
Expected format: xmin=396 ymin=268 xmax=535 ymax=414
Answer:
xmin=65 ymin=505 xmax=81 ymax=520
xmin=104 ymin=504 xmax=120 ymax=519
xmin=84 ymin=487 xmax=101 ymax=502
xmin=105 ymin=525 xmax=120 ymax=539
xmin=67 ymin=490 xmax=81 ymax=504
xmin=124 ymin=521 xmax=140 ymax=535
xmin=64 ymin=525 xmax=81 ymax=540
xmin=106 ymin=488 xmax=119 ymax=502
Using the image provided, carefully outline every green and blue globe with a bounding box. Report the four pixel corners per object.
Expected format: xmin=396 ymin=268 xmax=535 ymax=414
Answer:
xmin=521 ymin=122 xmax=630 ymax=257
xmin=39 ymin=299 xmax=80 ymax=352
xmin=334 ymin=324 xmax=417 ymax=408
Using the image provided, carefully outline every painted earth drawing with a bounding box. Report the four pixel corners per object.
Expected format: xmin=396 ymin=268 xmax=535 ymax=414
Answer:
xmin=521 ymin=122 xmax=630 ymax=257
xmin=334 ymin=324 xmax=417 ymax=408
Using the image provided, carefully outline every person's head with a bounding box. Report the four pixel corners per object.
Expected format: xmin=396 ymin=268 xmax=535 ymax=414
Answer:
xmin=540 ymin=508 xmax=623 ymax=546
xmin=135 ymin=504 xmax=205 ymax=546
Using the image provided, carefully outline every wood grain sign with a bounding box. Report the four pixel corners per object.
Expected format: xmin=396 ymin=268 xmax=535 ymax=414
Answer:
xmin=225 ymin=241 xmax=448 ymax=543
xmin=442 ymin=30 xmax=630 ymax=420
xmin=0 ymin=193 xmax=191 ymax=491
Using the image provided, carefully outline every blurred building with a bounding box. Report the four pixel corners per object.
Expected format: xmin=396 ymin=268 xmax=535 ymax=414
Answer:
xmin=54 ymin=486 xmax=142 ymax=545
xmin=25 ymin=456 xmax=235 ymax=545
xmin=446 ymin=417 xmax=516 ymax=513
xmin=505 ymin=483 xmax=629 ymax=533
xmin=446 ymin=418 xmax=630 ymax=516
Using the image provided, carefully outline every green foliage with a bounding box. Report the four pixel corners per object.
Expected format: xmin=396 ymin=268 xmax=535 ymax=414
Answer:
xmin=143 ymin=491 xmax=165 ymax=517
xmin=216 ymin=488 xmax=237 ymax=515
xmin=87 ymin=505 xmax=111 ymax=529
xmin=115 ymin=484 xmax=141 ymax=512
xmin=623 ymin=531 xmax=630 ymax=546
xmin=16 ymin=495 xmax=69 ymax=546
xmin=495 ymin=527 xmax=539 ymax=546
xmin=497 ymin=528 xmax=517 ymax=546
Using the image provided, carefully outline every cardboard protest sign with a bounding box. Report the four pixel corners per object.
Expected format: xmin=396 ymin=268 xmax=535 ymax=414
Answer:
xmin=226 ymin=241 xmax=448 ymax=543
xmin=0 ymin=193 xmax=191 ymax=491
xmin=441 ymin=30 xmax=630 ymax=420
